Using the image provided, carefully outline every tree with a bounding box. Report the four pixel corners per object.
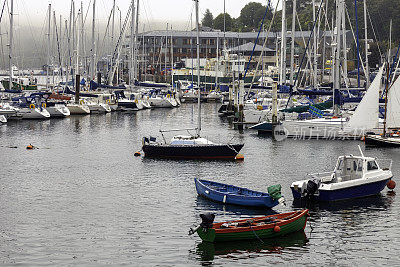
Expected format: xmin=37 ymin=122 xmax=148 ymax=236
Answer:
xmin=239 ymin=2 xmax=272 ymax=32
xmin=214 ymin=13 xmax=233 ymax=32
xmin=201 ymin=9 xmax=214 ymax=28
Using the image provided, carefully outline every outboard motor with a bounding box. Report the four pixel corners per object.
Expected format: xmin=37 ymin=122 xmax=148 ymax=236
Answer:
xmin=189 ymin=213 xmax=215 ymax=236
xmin=200 ymin=213 xmax=215 ymax=229
xmin=305 ymin=180 xmax=319 ymax=197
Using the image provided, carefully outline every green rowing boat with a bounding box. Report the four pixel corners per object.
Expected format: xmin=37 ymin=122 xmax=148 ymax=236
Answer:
xmin=191 ymin=209 xmax=309 ymax=243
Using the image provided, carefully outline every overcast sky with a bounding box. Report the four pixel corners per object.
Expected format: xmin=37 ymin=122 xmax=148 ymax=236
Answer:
xmin=9 ymin=0 xmax=276 ymax=31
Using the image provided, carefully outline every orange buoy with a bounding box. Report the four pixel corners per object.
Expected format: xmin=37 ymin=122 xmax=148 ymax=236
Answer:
xmin=387 ymin=180 xmax=396 ymax=190
xmin=134 ymin=152 xmax=141 ymax=157
xmin=235 ymin=154 xmax=244 ymax=161
xmin=273 ymin=225 xmax=281 ymax=233
xmin=361 ymin=136 xmax=365 ymax=141
xmin=26 ymin=144 xmax=33 ymax=150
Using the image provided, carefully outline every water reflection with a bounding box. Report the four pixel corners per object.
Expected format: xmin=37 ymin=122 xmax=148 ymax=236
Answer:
xmin=194 ymin=195 xmax=278 ymax=217
xmin=194 ymin=230 xmax=308 ymax=263
xmin=292 ymin=193 xmax=394 ymax=212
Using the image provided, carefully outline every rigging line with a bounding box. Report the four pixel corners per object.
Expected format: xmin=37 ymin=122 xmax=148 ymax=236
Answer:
xmin=243 ymin=0 xmax=272 ymax=80
xmin=366 ymin=7 xmax=382 ymax=60
xmin=246 ymin=0 xmax=280 ymax=93
xmin=345 ymin=7 xmax=366 ymax=78
xmin=286 ymin=0 xmax=324 ymax=108
xmin=142 ymin=0 xmax=153 ymax=32
xmin=0 ymin=0 xmax=6 ymax=24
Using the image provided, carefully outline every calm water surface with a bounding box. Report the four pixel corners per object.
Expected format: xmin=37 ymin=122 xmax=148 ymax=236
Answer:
xmin=0 ymin=103 xmax=399 ymax=266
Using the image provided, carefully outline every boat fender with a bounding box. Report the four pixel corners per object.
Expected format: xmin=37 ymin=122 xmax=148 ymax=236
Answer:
xmin=29 ymin=104 xmax=35 ymax=109
xmin=273 ymin=225 xmax=281 ymax=233
xmin=223 ymin=195 xmax=226 ymax=203
xmin=205 ymin=190 xmax=209 ymax=194
xmin=199 ymin=213 xmax=215 ymax=231
xmin=387 ymin=180 xmax=396 ymax=190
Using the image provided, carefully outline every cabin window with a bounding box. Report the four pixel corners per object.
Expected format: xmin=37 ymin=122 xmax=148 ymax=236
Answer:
xmin=367 ymin=161 xmax=378 ymax=171
xmin=357 ymin=160 xmax=363 ymax=171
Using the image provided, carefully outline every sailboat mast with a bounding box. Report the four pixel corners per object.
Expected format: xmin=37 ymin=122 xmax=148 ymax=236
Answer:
xmin=334 ymin=0 xmax=342 ymax=115
xmin=195 ymin=0 xmax=201 ymax=136
xmin=129 ymin=0 xmax=135 ymax=84
xmin=363 ymin=0 xmax=369 ymax=88
xmin=289 ymin=0 xmax=296 ymax=86
xmin=9 ymin=0 xmax=13 ymax=88
xmin=383 ymin=63 xmax=389 ymax=136
xmin=46 ymin=4 xmax=51 ymax=91
xmin=91 ymin=0 xmax=96 ymax=80
xmin=135 ymin=0 xmax=140 ymax=81
xmin=279 ymin=0 xmax=287 ymax=85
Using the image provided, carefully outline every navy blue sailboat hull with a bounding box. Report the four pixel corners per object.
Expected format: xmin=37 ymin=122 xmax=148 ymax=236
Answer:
xmin=142 ymin=144 xmax=243 ymax=160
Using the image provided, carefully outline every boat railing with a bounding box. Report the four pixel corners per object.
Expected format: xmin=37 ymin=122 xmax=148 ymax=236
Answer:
xmin=376 ymin=159 xmax=393 ymax=171
xmin=306 ymin=171 xmax=332 ymax=180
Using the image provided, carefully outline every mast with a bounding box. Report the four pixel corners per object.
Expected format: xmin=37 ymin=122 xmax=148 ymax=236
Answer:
xmin=134 ymin=0 xmax=139 ymax=81
xmin=91 ymin=0 xmax=96 ymax=80
xmin=334 ymin=0 xmax=342 ymax=115
xmin=312 ymin=0 xmax=317 ymax=87
xmin=195 ymin=0 xmax=201 ymax=136
xmin=130 ymin=0 xmax=135 ymax=84
xmin=279 ymin=0 xmax=287 ymax=85
xmin=46 ymin=4 xmax=51 ymax=91
xmin=165 ymin=23 xmax=168 ymax=83
xmin=8 ymin=0 xmax=14 ymax=88
xmin=216 ymin=33 xmax=219 ymax=88
xmin=170 ymin=25 xmax=173 ymax=86
xmin=289 ymin=0 xmax=296 ymax=86
xmin=341 ymin=1 xmax=348 ymax=86
xmin=363 ymin=0 xmax=369 ymax=88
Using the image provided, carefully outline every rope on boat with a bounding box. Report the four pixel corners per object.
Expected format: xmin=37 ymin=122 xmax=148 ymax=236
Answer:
xmin=248 ymin=221 xmax=264 ymax=243
xmin=227 ymin=144 xmax=239 ymax=154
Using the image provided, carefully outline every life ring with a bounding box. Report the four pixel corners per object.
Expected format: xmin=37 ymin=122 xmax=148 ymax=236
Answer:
xmin=166 ymin=94 xmax=170 ymax=98
xmin=29 ymin=104 xmax=35 ymax=109
xmin=135 ymin=99 xmax=138 ymax=103
xmin=106 ymin=99 xmax=110 ymax=104
xmin=80 ymin=99 xmax=84 ymax=105
xmin=42 ymin=103 xmax=46 ymax=108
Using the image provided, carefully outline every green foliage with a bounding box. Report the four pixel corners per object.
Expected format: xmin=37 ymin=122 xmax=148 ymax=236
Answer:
xmin=201 ymin=9 xmax=214 ymax=28
xmin=238 ymin=2 xmax=273 ymax=32
xmin=213 ymin=13 xmax=233 ymax=32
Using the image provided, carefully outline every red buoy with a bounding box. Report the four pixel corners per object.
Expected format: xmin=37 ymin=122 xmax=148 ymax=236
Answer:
xmin=273 ymin=225 xmax=281 ymax=233
xmin=26 ymin=144 xmax=33 ymax=150
xmin=134 ymin=152 xmax=141 ymax=157
xmin=387 ymin=180 xmax=396 ymax=190
xmin=235 ymin=154 xmax=244 ymax=161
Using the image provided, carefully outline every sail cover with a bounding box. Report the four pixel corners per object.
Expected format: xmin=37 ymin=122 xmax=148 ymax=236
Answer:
xmin=386 ymin=71 xmax=400 ymax=129
xmin=345 ymin=65 xmax=384 ymax=132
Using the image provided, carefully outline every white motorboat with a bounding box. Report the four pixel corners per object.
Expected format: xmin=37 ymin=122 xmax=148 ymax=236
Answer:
xmin=67 ymin=103 xmax=91 ymax=115
xmin=46 ymin=103 xmax=70 ymax=117
xmin=291 ymin=146 xmax=394 ymax=201
xmin=0 ymin=114 xmax=6 ymax=123
xmin=18 ymin=106 xmax=51 ymax=119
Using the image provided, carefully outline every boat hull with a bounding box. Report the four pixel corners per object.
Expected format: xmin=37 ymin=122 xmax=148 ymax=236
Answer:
xmin=197 ymin=210 xmax=308 ymax=243
xmin=195 ymin=179 xmax=278 ymax=208
xmin=142 ymin=144 xmax=244 ymax=160
xmin=365 ymin=135 xmax=400 ymax=147
xmin=291 ymin=178 xmax=391 ymax=201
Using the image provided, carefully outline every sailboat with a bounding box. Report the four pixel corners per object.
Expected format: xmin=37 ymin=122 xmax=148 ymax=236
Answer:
xmin=365 ymin=64 xmax=400 ymax=147
xmin=141 ymin=0 xmax=244 ymax=160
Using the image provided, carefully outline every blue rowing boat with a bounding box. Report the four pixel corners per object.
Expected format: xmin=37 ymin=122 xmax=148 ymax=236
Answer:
xmin=194 ymin=179 xmax=284 ymax=208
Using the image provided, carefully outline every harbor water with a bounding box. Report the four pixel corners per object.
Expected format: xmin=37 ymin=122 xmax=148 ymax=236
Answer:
xmin=0 ymin=103 xmax=399 ymax=265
